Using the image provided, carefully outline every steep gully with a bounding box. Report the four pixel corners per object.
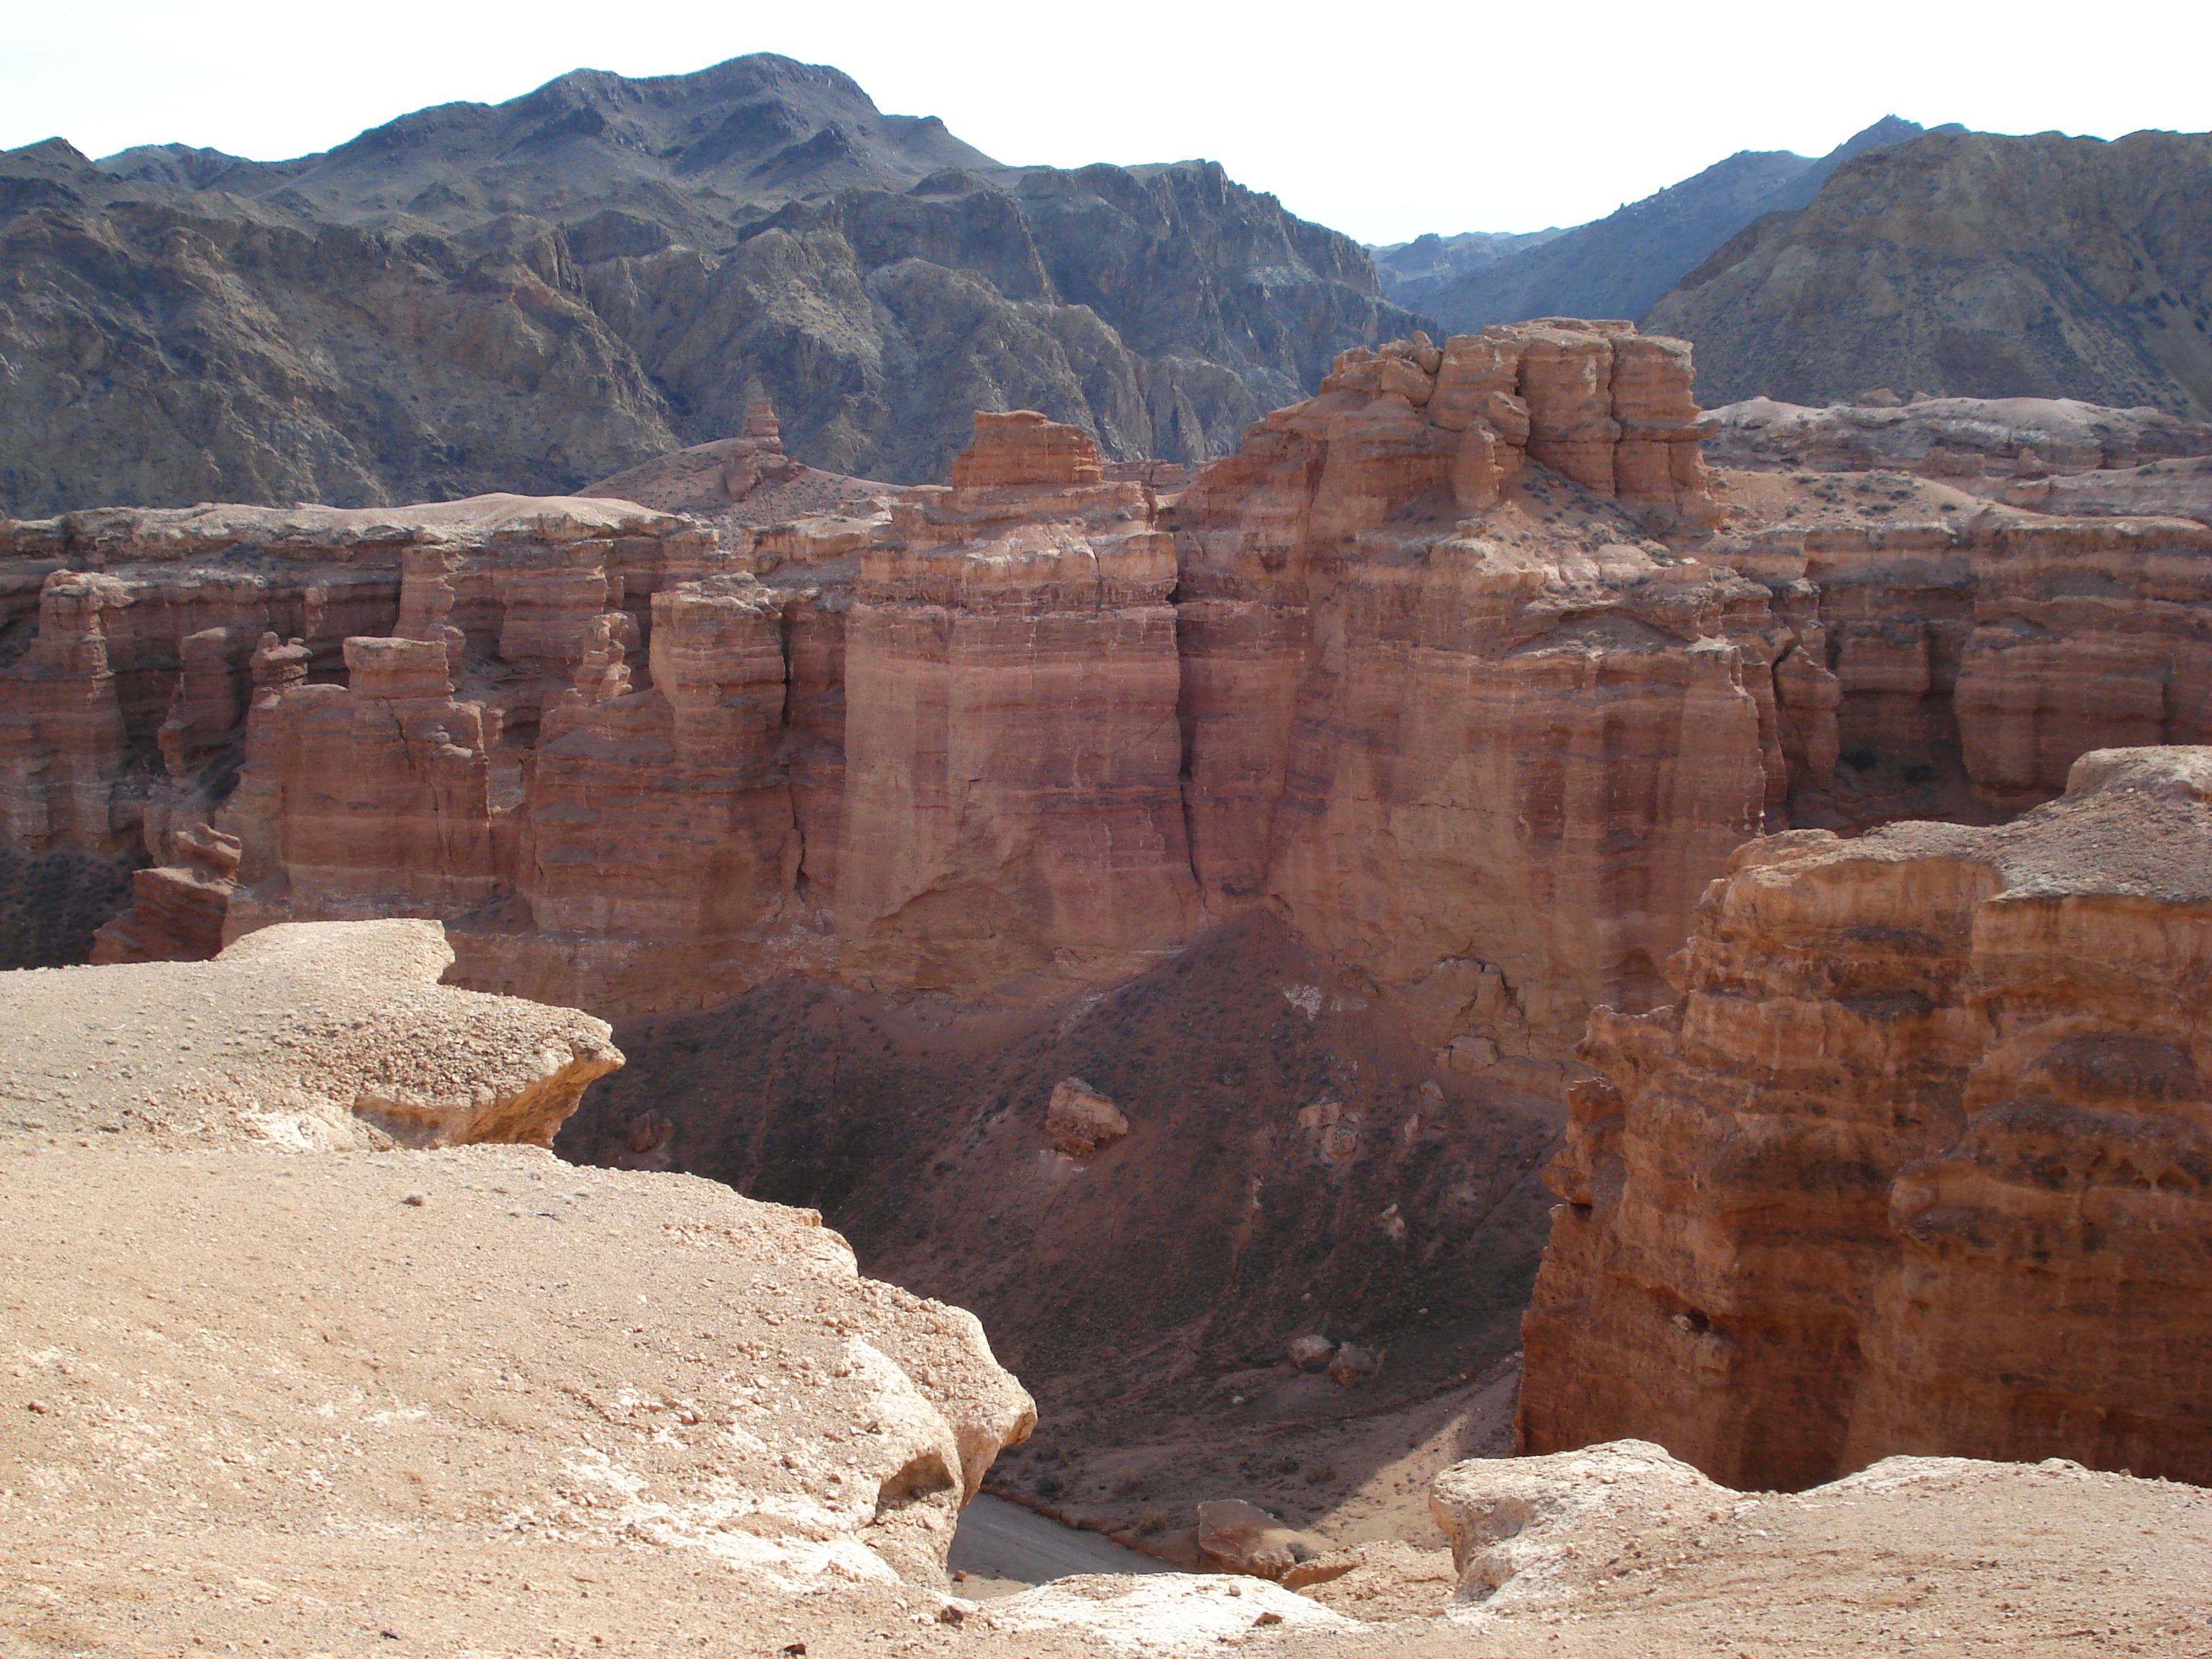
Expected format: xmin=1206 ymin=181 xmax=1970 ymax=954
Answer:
xmin=4 ymin=323 xmax=2211 ymax=1512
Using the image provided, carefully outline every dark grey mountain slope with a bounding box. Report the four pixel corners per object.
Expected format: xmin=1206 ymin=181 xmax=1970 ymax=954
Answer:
xmin=1644 ymin=127 xmax=2212 ymax=417
xmin=0 ymin=55 xmax=1420 ymax=516
xmin=1416 ymin=116 xmax=1947 ymax=334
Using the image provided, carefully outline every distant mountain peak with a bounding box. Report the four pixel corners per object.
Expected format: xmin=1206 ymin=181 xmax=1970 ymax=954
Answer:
xmin=1398 ymin=117 xmax=1948 ymax=333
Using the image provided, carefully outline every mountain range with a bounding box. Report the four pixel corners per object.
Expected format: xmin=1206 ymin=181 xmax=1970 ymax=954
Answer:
xmin=1380 ymin=116 xmax=1956 ymax=333
xmin=4 ymin=60 xmax=2211 ymax=519
xmin=0 ymin=55 xmax=1417 ymax=515
xmin=1645 ymin=127 xmax=2212 ymax=416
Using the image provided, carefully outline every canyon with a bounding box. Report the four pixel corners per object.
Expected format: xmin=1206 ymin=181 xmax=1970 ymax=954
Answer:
xmin=6 ymin=29 xmax=2212 ymax=1648
xmin=6 ymin=313 xmax=2212 ymax=1609
xmin=4 ymin=924 xmax=2203 ymax=1658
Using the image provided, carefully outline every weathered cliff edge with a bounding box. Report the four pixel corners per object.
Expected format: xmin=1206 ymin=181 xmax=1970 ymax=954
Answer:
xmin=1520 ymin=746 xmax=2212 ymax=1489
xmin=0 ymin=917 xmax=619 ymax=1148
xmin=1420 ymin=1438 xmax=2203 ymax=1653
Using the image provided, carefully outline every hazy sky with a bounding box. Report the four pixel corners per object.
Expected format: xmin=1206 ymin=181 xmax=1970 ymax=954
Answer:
xmin=6 ymin=0 xmax=2202 ymax=244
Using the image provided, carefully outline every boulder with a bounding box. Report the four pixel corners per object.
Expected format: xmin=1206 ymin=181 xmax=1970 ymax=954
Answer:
xmin=1287 ymin=1334 xmax=1336 ymax=1371
xmin=1046 ymin=1076 xmax=1130 ymax=1157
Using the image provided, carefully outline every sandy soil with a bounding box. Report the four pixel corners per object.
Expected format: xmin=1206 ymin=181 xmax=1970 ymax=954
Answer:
xmin=0 ymin=1140 xmax=1029 ymax=1658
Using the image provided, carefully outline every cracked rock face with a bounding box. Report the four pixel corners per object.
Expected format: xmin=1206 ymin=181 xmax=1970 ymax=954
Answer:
xmin=1519 ymin=745 xmax=2212 ymax=1488
xmin=0 ymin=918 xmax=620 ymax=1149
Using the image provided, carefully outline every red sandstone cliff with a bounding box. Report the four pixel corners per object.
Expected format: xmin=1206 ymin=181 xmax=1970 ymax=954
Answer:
xmin=12 ymin=327 xmax=1806 ymax=1089
xmin=1519 ymin=745 xmax=2212 ymax=1488
xmin=1172 ymin=323 xmax=1780 ymax=1065
xmin=19 ymin=328 xmax=2212 ymax=1102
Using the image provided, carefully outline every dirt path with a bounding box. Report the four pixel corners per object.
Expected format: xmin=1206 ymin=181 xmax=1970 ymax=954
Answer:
xmin=947 ymin=1496 xmax=1170 ymax=1594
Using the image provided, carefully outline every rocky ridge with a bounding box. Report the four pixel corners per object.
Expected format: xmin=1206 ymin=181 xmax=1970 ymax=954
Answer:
xmin=1704 ymin=392 xmax=2212 ymax=478
xmin=0 ymin=917 xmax=619 ymax=1149
xmin=0 ymin=922 xmax=1051 ymax=1648
xmin=0 ymin=55 xmax=1421 ymax=516
xmin=1365 ymin=229 xmax=1563 ymax=308
xmin=1409 ymin=119 xmax=1946 ymax=337
xmin=1645 ymin=128 xmax=2212 ymax=417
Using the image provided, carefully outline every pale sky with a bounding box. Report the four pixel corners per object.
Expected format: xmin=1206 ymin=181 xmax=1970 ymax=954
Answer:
xmin=4 ymin=0 xmax=2203 ymax=245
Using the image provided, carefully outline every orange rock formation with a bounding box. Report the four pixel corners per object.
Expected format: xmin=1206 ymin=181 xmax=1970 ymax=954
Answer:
xmin=9 ymin=326 xmax=1798 ymax=1088
xmin=20 ymin=322 xmax=2212 ymax=1102
xmin=1519 ymin=746 xmax=2212 ymax=1488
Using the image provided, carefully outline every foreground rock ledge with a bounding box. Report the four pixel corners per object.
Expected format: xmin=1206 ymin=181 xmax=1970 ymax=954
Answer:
xmin=0 ymin=918 xmax=619 ymax=1148
xmin=0 ymin=1141 xmax=1037 ymax=1633
xmin=1428 ymin=1439 xmax=2207 ymax=1650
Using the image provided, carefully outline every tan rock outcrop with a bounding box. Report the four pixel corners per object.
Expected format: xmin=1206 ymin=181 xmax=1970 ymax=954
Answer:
xmin=1045 ymin=1077 xmax=1128 ymax=1158
xmin=1519 ymin=746 xmax=2212 ymax=1488
xmin=1427 ymin=1437 xmax=2205 ymax=1650
xmin=1 ymin=917 xmax=620 ymax=1149
xmin=2 ymin=1139 xmax=1037 ymax=1626
xmin=1192 ymin=1498 xmax=1342 ymax=1583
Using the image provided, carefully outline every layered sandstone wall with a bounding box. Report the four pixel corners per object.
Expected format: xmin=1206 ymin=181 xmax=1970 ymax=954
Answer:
xmin=1691 ymin=469 xmax=2212 ymax=832
xmin=1519 ymin=746 xmax=2212 ymax=1488
xmin=836 ymin=412 xmax=1200 ymax=996
xmin=37 ymin=332 xmax=1792 ymax=1071
xmin=33 ymin=323 xmax=2212 ymax=1095
xmin=1174 ymin=324 xmax=1784 ymax=1064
